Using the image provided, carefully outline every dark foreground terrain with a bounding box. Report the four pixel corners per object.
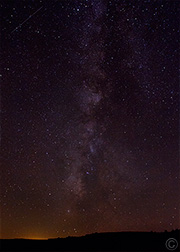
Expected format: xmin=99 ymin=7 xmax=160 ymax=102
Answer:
xmin=1 ymin=230 xmax=179 ymax=251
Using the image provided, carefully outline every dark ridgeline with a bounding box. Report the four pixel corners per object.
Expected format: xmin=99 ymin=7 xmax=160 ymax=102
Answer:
xmin=0 ymin=230 xmax=179 ymax=251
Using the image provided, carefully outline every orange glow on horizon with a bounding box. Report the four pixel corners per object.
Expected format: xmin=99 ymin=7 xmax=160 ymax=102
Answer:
xmin=14 ymin=237 xmax=48 ymax=240
xmin=27 ymin=237 xmax=48 ymax=240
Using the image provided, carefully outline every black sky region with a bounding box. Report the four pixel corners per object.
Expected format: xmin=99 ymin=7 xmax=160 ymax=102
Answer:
xmin=1 ymin=0 xmax=179 ymax=239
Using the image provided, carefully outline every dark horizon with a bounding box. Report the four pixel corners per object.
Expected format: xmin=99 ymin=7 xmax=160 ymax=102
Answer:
xmin=1 ymin=230 xmax=180 ymax=251
xmin=8 ymin=229 xmax=180 ymax=240
xmin=1 ymin=228 xmax=180 ymax=241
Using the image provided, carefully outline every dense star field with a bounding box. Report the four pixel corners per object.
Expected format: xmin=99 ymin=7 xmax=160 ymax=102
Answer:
xmin=1 ymin=0 xmax=179 ymax=239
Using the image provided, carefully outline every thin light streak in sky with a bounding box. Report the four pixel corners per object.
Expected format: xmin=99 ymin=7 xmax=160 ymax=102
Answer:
xmin=11 ymin=6 xmax=43 ymax=34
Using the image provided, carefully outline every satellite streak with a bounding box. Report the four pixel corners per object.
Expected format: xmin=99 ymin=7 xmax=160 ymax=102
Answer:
xmin=11 ymin=6 xmax=43 ymax=34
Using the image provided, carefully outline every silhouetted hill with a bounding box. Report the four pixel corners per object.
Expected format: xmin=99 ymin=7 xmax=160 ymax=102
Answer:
xmin=1 ymin=230 xmax=179 ymax=251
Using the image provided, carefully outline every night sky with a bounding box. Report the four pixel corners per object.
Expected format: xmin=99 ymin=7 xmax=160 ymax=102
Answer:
xmin=1 ymin=0 xmax=179 ymax=239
